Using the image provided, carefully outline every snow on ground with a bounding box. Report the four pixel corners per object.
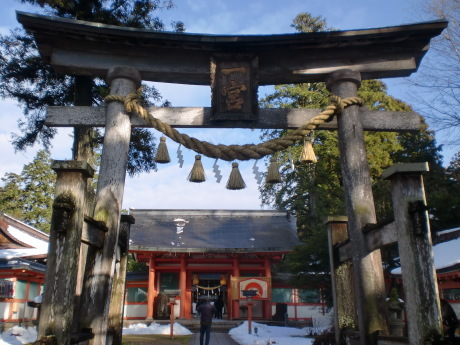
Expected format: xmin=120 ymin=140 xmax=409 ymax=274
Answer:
xmin=123 ymin=322 xmax=193 ymax=335
xmin=229 ymin=321 xmax=318 ymax=345
xmin=0 ymin=321 xmax=322 ymax=345
xmin=0 ymin=326 xmax=37 ymax=345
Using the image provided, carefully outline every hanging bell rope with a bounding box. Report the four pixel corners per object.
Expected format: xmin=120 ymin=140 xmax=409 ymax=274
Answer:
xmin=226 ymin=162 xmax=246 ymax=190
xmin=300 ymin=134 xmax=317 ymax=163
xmin=188 ymin=155 xmax=206 ymax=183
xmin=154 ymin=136 xmax=171 ymax=163
xmin=104 ymin=93 xmax=363 ymax=162
xmin=266 ymin=157 xmax=282 ymax=184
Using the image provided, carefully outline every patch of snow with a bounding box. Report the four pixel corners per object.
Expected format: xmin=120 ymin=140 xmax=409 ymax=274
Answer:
xmin=122 ymin=322 xmax=192 ymax=336
xmin=436 ymin=227 xmax=460 ymax=235
xmin=392 ymin=237 xmax=460 ymax=274
xmin=0 ymin=321 xmax=328 ymax=345
xmin=229 ymin=321 xmax=323 ymax=345
xmin=0 ymin=248 xmax=48 ymax=259
xmin=0 ymin=326 xmax=37 ymax=345
xmin=0 ymin=223 xmax=49 ymax=259
xmin=6 ymin=224 xmax=49 ymax=249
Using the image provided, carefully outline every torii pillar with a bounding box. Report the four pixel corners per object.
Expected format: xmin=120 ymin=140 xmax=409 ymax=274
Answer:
xmin=78 ymin=66 xmax=141 ymax=345
xmin=327 ymin=70 xmax=389 ymax=343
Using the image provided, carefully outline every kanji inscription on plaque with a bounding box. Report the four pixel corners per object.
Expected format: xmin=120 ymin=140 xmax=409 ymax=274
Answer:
xmin=211 ymin=55 xmax=258 ymax=121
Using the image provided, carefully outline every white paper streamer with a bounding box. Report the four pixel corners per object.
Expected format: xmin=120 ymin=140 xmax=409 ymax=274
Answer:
xmin=252 ymin=160 xmax=263 ymax=185
xmin=177 ymin=144 xmax=184 ymax=168
xmin=213 ymin=159 xmax=222 ymax=183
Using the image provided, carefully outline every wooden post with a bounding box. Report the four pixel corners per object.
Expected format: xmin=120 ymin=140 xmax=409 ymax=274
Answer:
xmin=264 ymin=258 xmax=272 ymax=319
xmin=327 ymin=69 xmax=389 ymax=343
xmin=38 ymin=161 xmax=94 ymax=345
xmin=247 ymin=299 xmax=253 ymax=334
xmin=78 ymin=66 xmax=141 ymax=345
xmin=326 ymin=216 xmax=356 ymax=345
xmin=382 ymin=163 xmax=442 ymax=343
xmin=232 ymin=258 xmax=240 ymax=319
xmin=180 ymin=258 xmax=186 ymax=318
xmin=108 ymin=214 xmax=135 ymax=345
xmin=146 ymin=257 xmax=156 ymax=320
xmin=168 ymin=301 xmax=176 ymax=339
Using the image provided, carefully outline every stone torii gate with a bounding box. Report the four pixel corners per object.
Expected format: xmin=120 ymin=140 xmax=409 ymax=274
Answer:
xmin=17 ymin=12 xmax=447 ymax=345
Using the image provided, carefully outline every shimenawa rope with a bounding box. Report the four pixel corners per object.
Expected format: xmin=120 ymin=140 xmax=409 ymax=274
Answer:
xmin=104 ymin=93 xmax=363 ymax=162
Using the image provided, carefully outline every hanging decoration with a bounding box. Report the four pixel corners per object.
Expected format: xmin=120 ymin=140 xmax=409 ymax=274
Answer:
xmin=105 ymin=94 xmax=363 ymax=188
xmin=192 ymin=274 xmax=199 ymax=285
xmin=266 ymin=157 xmax=281 ymax=184
xmin=300 ymin=134 xmax=317 ymax=163
xmin=177 ymin=144 xmax=184 ymax=168
xmin=154 ymin=136 xmax=171 ymax=163
xmin=213 ymin=159 xmax=222 ymax=183
xmin=252 ymin=160 xmax=263 ymax=185
xmin=195 ymin=284 xmax=224 ymax=291
xmin=226 ymin=162 xmax=246 ymax=190
xmin=188 ymin=155 xmax=206 ymax=183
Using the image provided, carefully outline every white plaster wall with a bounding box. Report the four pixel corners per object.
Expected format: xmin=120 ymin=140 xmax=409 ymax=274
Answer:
xmin=125 ymin=305 xmax=148 ymax=318
xmin=0 ymin=303 xmax=10 ymax=320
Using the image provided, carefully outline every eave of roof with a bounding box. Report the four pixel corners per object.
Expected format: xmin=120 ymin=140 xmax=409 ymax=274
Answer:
xmin=128 ymin=209 xmax=300 ymax=253
xmin=16 ymin=12 xmax=447 ymax=84
xmin=129 ymin=245 xmax=295 ymax=254
xmin=0 ymin=258 xmax=46 ymax=273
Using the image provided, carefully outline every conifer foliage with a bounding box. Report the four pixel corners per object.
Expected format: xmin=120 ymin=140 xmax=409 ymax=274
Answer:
xmin=260 ymin=13 xmax=458 ymax=302
xmin=0 ymin=0 xmax=184 ymax=175
xmin=0 ymin=150 xmax=56 ymax=232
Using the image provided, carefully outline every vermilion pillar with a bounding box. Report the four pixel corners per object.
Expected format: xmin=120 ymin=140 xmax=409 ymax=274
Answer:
xmin=232 ymin=258 xmax=240 ymax=319
xmin=180 ymin=258 xmax=187 ymax=318
xmin=146 ymin=257 xmax=156 ymax=319
xmin=264 ymin=258 xmax=272 ymax=319
xmin=185 ymin=270 xmax=192 ymax=319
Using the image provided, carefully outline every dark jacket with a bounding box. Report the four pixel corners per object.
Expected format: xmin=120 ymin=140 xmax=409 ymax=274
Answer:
xmin=197 ymin=301 xmax=217 ymax=325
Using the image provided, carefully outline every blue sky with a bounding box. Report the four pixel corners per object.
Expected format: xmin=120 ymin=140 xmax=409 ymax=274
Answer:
xmin=0 ymin=0 xmax=456 ymax=211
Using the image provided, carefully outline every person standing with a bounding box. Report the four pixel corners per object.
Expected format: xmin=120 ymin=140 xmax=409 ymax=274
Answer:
xmin=215 ymin=295 xmax=224 ymax=319
xmin=441 ymin=298 xmax=458 ymax=343
xmin=197 ymin=297 xmax=217 ymax=345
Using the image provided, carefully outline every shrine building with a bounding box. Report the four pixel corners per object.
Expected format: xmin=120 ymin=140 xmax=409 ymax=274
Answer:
xmin=125 ymin=209 xmax=302 ymax=321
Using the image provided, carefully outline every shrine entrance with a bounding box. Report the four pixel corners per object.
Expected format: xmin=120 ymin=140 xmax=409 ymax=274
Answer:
xmin=192 ymin=273 xmax=228 ymax=317
xmin=16 ymin=10 xmax=448 ymax=345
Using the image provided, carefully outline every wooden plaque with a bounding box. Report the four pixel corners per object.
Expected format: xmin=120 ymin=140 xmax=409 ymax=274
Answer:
xmin=211 ymin=54 xmax=258 ymax=121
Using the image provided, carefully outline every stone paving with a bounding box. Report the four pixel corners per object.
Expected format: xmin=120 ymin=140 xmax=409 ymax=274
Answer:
xmin=187 ymin=332 xmax=240 ymax=345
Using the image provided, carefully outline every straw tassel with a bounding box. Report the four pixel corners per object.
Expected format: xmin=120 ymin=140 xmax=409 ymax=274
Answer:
xmin=266 ymin=157 xmax=282 ymax=184
xmin=154 ymin=136 xmax=171 ymax=163
xmin=226 ymin=162 xmax=246 ymax=190
xmin=300 ymin=136 xmax=317 ymax=163
xmin=188 ymin=155 xmax=206 ymax=183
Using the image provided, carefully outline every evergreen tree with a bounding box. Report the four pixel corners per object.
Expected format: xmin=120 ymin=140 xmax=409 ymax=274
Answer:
xmin=21 ymin=150 xmax=56 ymax=231
xmin=260 ymin=13 xmax=454 ymax=297
xmin=428 ymin=150 xmax=460 ymax=231
xmin=0 ymin=0 xmax=184 ymax=175
xmin=0 ymin=150 xmax=55 ymax=232
xmin=0 ymin=172 xmax=25 ymax=220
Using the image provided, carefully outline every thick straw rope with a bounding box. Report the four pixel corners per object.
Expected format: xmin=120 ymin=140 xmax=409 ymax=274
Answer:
xmin=105 ymin=93 xmax=363 ymax=161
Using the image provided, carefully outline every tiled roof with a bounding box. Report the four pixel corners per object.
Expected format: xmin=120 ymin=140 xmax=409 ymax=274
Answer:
xmin=129 ymin=210 xmax=300 ymax=253
xmin=0 ymin=213 xmax=49 ymax=259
